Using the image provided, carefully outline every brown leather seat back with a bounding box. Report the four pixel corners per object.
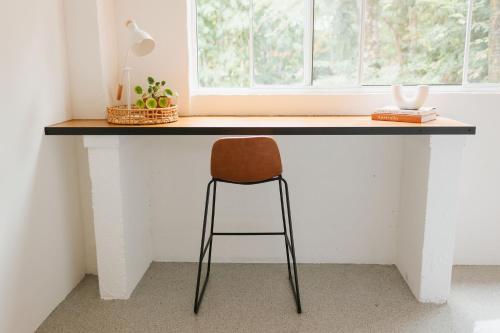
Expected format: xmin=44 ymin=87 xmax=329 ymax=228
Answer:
xmin=211 ymin=137 xmax=283 ymax=183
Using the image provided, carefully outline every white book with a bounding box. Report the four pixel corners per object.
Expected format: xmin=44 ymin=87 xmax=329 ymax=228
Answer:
xmin=374 ymin=106 xmax=437 ymax=115
xmin=420 ymin=113 xmax=437 ymax=122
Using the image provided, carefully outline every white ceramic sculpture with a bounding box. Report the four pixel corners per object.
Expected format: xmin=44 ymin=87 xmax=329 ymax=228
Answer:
xmin=392 ymin=85 xmax=429 ymax=110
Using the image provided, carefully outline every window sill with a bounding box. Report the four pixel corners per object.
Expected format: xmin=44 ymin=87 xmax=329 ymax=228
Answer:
xmin=192 ymin=85 xmax=500 ymax=96
xmin=188 ymin=87 xmax=499 ymax=116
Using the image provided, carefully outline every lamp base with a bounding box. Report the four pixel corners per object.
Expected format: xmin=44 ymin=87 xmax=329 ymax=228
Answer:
xmin=116 ymin=84 xmax=124 ymax=101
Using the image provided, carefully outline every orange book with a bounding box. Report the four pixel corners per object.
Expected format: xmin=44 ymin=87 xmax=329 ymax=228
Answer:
xmin=371 ymin=113 xmax=436 ymax=123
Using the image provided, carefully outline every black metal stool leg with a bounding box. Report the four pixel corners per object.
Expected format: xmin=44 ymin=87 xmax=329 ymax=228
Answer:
xmin=206 ymin=181 xmax=217 ymax=279
xmin=279 ymin=180 xmax=292 ymax=280
xmin=194 ymin=179 xmax=214 ymax=314
xmin=194 ymin=177 xmax=301 ymax=314
xmin=281 ymin=177 xmax=302 ymax=314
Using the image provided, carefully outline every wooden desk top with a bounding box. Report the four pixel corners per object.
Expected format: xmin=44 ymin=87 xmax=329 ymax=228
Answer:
xmin=45 ymin=116 xmax=475 ymax=136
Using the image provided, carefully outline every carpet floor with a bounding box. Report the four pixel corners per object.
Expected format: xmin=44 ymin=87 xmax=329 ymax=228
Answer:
xmin=37 ymin=263 xmax=500 ymax=333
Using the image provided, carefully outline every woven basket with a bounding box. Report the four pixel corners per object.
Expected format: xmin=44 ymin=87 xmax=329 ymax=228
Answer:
xmin=106 ymin=105 xmax=178 ymax=125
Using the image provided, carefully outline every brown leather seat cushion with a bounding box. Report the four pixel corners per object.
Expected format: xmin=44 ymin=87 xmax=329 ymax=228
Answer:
xmin=211 ymin=137 xmax=283 ymax=183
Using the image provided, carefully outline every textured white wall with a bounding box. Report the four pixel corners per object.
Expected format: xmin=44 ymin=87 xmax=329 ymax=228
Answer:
xmin=0 ymin=1 xmax=85 ymax=332
xmin=440 ymin=94 xmax=500 ymax=265
xmin=120 ymin=135 xmax=402 ymax=264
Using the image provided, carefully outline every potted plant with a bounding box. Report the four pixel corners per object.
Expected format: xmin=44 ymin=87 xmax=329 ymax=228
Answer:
xmin=134 ymin=76 xmax=178 ymax=109
xmin=106 ymin=76 xmax=179 ymax=125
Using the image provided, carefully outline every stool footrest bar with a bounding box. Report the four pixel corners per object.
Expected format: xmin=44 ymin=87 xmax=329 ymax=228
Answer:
xmin=213 ymin=232 xmax=285 ymax=236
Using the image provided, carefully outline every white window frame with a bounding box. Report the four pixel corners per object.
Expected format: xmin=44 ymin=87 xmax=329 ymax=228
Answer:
xmin=188 ymin=0 xmax=500 ymax=115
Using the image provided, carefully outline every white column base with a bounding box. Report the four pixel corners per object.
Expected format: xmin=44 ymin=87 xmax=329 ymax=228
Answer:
xmin=84 ymin=135 xmax=152 ymax=300
xmin=397 ymin=135 xmax=466 ymax=303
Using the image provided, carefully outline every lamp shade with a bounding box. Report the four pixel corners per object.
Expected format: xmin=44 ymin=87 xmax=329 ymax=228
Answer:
xmin=126 ymin=20 xmax=155 ymax=57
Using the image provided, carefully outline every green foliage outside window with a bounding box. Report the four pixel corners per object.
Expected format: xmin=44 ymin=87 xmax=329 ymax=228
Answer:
xmin=362 ymin=0 xmax=467 ymax=85
xmin=469 ymin=0 xmax=500 ymax=82
xmin=253 ymin=0 xmax=305 ymax=85
xmin=196 ymin=0 xmax=500 ymax=87
xmin=197 ymin=0 xmax=250 ymax=87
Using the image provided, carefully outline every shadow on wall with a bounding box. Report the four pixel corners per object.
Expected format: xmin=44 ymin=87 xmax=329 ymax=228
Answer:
xmin=117 ymin=135 xmax=404 ymax=265
xmin=2 ymin=136 xmax=85 ymax=333
xmin=75 ymin=137 xmax=97 ymax=275
xmin=435 ymin=94 xmax=500 ymax=265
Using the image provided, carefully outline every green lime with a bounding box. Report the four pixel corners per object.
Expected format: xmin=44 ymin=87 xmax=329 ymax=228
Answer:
xmin=136 ymin=99 xmax=145 ymax=108
xmin=158 ymin=97 xmax=169 ymax=108
xmin=146 ymin=98 xmax=157 ymax=109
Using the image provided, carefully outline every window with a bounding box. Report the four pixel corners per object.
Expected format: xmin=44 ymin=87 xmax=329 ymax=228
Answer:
xmin=361 ymin=0 xmax=467 ymax=85
xmin=313 ymin=0 xmax=360 ymax=86
xmin=253 ymin=0 xmax=305 ymax=85
xmin=194 ymin=0 xmax=500 ymax=89
xmin=468 ymin=0 xmax=500 ymax=83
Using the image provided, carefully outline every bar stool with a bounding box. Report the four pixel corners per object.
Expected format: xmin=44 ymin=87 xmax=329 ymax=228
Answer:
xmin=193 ymin=136 xmax=302 ymax=314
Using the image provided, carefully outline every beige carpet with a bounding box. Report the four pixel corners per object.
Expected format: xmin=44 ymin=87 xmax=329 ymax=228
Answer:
xmin=37 ymin=263 xmax=500 ymax=333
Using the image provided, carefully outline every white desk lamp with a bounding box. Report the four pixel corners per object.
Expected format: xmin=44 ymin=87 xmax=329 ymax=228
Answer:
xmin=116 ymin=20 xmax=155 ymax=109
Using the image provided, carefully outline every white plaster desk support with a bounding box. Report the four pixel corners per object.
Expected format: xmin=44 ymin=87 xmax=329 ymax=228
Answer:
xmin=83 ymin=133 xmax=466 ymax=303
xmin=392 ymin=85 xmax=430 ymax=110
xmin=83 ymin=135 xmax=153 ymax=299
xmin=397 ymin=135 xmax=466 ymax=303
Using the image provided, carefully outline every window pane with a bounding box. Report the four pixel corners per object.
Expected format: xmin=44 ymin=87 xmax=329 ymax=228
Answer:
xmin=313 ymin=0 xmax=361 ymax=86
xmin=363 ymin=0 xmax=468 ymax=85
xmin=253 ymin=0 xmax=304 ymax=85
xmin=197 ymin=0 xmax=250 ymax=87
xmin=468 ymin=0 xmax=500 ymax=83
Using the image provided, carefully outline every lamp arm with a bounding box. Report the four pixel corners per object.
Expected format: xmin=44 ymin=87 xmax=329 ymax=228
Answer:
xmin=123 ymin=48 xmax=131 ymax=71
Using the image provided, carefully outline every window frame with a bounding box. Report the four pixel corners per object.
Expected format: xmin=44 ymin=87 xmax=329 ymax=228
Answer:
xmin=189 ymin=0 xmax=500 ymax=96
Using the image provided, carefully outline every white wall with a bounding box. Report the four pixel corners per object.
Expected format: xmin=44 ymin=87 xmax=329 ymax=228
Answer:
xmin=72 ymin=0 xmax=500 ymax=268
xmin=115 ymin=0 xmax=190 ymax=114
xmin=111 ymin=1 xmax=500 ymax=265
xmin=441 ymin=94 xmax=500 ymax=265
xmin=116 ymin=94 xmax=500 ymax=265
xmin=64 ymin=0 xmax=119 ymax=275
xmin=64 ymin=0 xmax=109 ymax=118
xmin=119 ymin=135 xmax=402 ymax=264
xmin=0 ymin=1 xmax=85 ymax=332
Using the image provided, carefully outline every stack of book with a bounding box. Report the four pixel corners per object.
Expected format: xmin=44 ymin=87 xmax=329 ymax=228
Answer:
xmin=372 ymin=106 xmax=437 ymax=123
